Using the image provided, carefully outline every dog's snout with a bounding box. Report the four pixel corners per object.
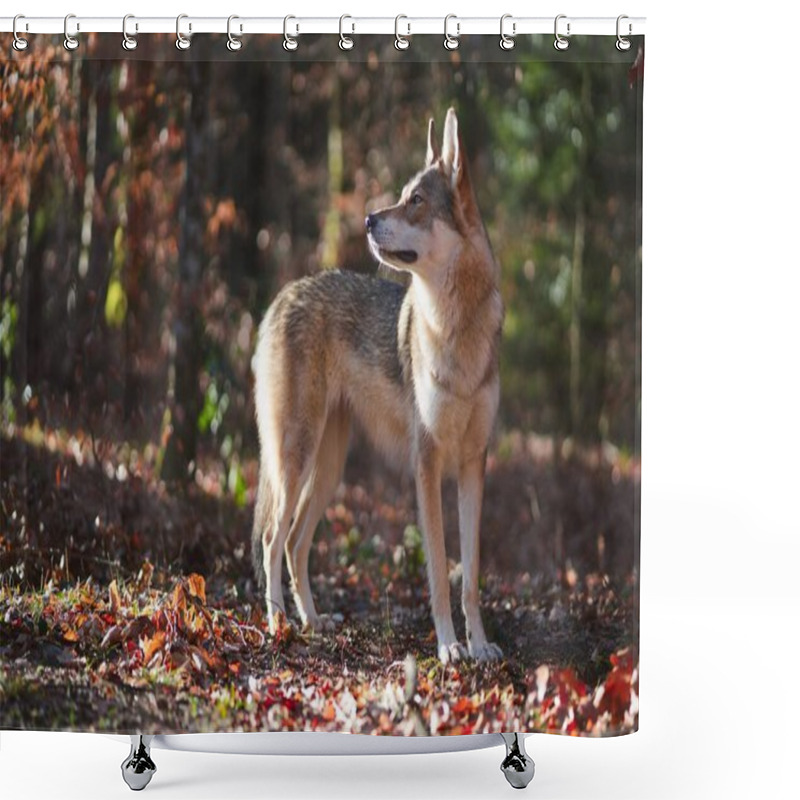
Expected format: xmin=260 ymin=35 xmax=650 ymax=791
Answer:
xmin=365 ymin=213 xmax=377 ymax=231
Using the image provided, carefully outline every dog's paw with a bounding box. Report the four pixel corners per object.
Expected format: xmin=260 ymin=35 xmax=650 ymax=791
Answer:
xmin=303 ymin=613 xmax=338 ymax=634
xmin=268 ymin=609 xmax=290 ymax=636
xmin=469 ymin=640 xmax=504 ymax=662
xmin=438 ymin=641 xmax=469 ymax=664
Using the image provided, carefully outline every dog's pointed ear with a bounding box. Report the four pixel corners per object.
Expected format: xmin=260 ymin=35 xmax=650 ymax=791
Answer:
xmin=442 ymin=108 xmax=480 ymax=227
xmin=426 ymin=118 xmax=439 ymax=167
xmin=441 ymin=108 xmax=458 ymax=175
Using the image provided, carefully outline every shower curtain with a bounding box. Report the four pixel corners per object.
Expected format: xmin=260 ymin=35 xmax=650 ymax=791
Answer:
xmin=0 ymin=27 xmax=642 ymax=738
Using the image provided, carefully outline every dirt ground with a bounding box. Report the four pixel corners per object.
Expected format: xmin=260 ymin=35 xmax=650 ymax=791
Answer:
xmin=0 ymin=431 xmax=639 ymax=736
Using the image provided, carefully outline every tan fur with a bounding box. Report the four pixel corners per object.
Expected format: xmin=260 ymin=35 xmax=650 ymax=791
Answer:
xmin=252 ymin=109 xmax=503 ymax=663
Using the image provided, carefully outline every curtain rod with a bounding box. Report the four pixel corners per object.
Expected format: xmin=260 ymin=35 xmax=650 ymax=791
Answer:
xmin=1 ymin=16 xmax=646 ymax=37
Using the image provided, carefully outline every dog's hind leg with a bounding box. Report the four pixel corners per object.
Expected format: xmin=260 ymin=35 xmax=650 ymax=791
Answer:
xmin=260 ymin=470 xmax=300 ymax=631
xmin=252 ymin=304 xmax=331 ymax=635
xmin=259 ymin=421 xmax=326 ymax=634
xmin=285 ymin=404 xmax=350 ymax=632
xmin=251 ymin=469 xmax=272 ymax=593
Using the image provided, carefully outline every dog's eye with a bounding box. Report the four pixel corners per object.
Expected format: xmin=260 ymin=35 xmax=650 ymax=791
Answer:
xmin=411 ymin=193 xmax=424 ymax=205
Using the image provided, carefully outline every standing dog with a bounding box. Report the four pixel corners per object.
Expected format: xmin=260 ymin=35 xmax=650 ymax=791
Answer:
xmin=252 ymin=109 xmax=504 ymax=663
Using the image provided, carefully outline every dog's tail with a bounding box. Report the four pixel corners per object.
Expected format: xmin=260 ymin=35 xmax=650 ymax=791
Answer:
xmin=251 ymin=468 xmax=273 ymax=592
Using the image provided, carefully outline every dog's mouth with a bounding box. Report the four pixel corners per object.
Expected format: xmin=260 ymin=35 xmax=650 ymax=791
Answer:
xmin=367 ymin=230 xmax=418 ymax=267
xmin=384 ymin=249 xmax=418 ymax=265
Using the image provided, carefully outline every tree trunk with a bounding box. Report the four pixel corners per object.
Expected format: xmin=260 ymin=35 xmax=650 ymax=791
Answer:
xmin=122 ymin=62 xmax=153 ymax=430
xmin=259 ymin=64 xmax=291 ymax=297
xmin=570 ymin=64 xmax=601 ymax=442
xmin=161 ymin=61 xmax=209 ymax=485
xmin=569 ymin=187 xmax=586 ymax=436
xmin=74 ymin=65 xmax=114 ymax=393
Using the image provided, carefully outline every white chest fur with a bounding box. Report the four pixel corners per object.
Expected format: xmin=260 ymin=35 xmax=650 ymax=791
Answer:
xmin=411 ymin=353 xmax=497 ymax=475
xmin=414 ymin=361 xmax=470 ymax=438
xmin=406 ymin=267 xmax=501 ymax=472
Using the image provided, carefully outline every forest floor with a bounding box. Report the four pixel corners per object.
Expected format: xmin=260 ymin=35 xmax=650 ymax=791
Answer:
xmin=0 ymin=428 xmax=639 ymax=736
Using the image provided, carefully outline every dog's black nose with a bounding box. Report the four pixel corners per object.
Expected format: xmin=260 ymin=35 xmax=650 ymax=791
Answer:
xmin=365 ymin=213 xmax=376 ymax=231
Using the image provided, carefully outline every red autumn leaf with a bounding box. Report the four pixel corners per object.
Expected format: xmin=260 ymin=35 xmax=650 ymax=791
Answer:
xmin=452 ymin=697 xmax=475 ymax=716
xmin=597 ymin=674 xmax=631 ymax=725
xmin=610 ymin=647 xmax=635 ymax=672
xmin=270 ymin=611 xmax=294 ymax=647
xmin=596 ymin=648 xmax=636 ymax=726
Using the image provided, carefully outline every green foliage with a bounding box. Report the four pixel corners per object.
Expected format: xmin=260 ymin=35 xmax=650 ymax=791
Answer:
xmin=104 ymin=227 xmax=129 ymax=328
xmin=226 ymin=457 xmax=247 ymax=509
xmin=104 ymin=279 xmax=128 ymax=328
xmin=338 ymin=526 xmax=377 ymax=566
xmin=198 ymin=378 xmax=230 ymax=436
xmin=1 ymin=297 xmax=17 ymax=424
xmin=480 ymin=59 xmax=640 ymax=442
xmin=402 ymin=525 xmax=426 ymax=577
xmin=0 ymin=297 xmax=16 ymax=362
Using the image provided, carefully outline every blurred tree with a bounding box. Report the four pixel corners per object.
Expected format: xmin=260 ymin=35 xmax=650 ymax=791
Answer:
xmin=162 ymin=60 xmax=209 ymax=484
xmin=1 ymin=37 xmax=642 ymax=463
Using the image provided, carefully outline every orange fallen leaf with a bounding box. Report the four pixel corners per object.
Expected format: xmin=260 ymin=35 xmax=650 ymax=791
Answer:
xmin=61 ymin=625 xmax=79 ymax=643
xmin=136 ymin=561 xmax=154 ymax=592
xmin=141 ymin=630 xmax=167 ymax=664
xmin=108 ymin=580 xmax=121 ymax=614
xmin=186 ymin=573 xmax=206 ymax=605
xmin=452 ymin=697 xmax=475 ymax=715
xmin=172 ymin=583 xmax=187 ymax=611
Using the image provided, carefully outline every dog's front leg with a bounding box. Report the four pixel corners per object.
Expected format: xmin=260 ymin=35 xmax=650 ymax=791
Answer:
xmin=458 ymin=454 xmax=503 ymax=661
xmin=416 ymin=441 xmax=466 ymax=664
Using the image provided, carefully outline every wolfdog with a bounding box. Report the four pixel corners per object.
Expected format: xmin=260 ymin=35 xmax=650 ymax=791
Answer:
xmin=252 ymin=109 xmax=504 ymax=663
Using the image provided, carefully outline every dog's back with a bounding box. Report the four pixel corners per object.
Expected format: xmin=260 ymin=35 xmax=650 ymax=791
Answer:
xmin=254 ymin=270 xmax=413 ymax=472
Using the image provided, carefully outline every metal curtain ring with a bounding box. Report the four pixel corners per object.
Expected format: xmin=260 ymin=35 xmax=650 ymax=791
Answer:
xmin=394 ymin=15 xmax=410 ymax=50
xmin=64 ymin=13 xmax=79 ymax=51
xmin=616 ymin=15 xmax=632 ymax=51
xmin=339 ymin=14 xmax=354 ymax=50
xmin=283 ymin=15 xmax=298 ymax=51
xmin=122 ymin=14 xmax=138 ymax=51
xmin=12 ymin=14 xmax=29 ymax=51
xmin=499 ymin=14 xmax=515 ymax=50
xmin=554 ymin=14 xmax=570 ymax=51
xmin=176 ymin=13 xmax=191 ymax=50
xmin=444 ymin=14 xmax=459 ymax=51
xmin=227 ymin=15 xmax=242 ymax=51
